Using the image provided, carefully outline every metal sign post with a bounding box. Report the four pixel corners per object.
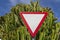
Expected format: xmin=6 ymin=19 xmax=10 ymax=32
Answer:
xmin=32 ymin=37 xmax=36 ymax=40
xmin=32 ymin=38 xmax=35 ymax=40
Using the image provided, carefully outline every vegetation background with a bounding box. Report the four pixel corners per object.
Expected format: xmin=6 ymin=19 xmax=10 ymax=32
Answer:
xmin=0 ymin=1 xmax=60 ymax=40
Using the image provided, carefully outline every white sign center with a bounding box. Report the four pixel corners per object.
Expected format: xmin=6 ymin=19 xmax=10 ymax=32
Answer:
xmin=22 ymin=14 xmax=45 ymax=33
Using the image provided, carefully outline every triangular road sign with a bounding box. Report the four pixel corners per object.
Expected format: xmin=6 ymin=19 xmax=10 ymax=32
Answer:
xmin=20 ymin=12 xmax=48 ymax=37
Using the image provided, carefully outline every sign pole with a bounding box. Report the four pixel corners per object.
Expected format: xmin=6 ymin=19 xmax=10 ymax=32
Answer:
xmin=32 ymin=36 xmax=36 ymax=40
xmin=32 ymin=38 xmax=35 ymax=40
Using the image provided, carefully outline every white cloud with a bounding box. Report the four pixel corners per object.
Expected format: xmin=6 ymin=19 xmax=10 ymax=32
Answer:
xmin=56 ymin=0 xmax=60 ymax=1
xmin=20 ymin=0 xmax=30 ymax=4
xmin=9 ymin=0 xmax=30 ymax=5
xmin=54 ymin=0 xmax=60 ymax=2
xmin=10 ymin=0 xmax=18 ymax=5
xmin=0 ymin=39 xmax=1 ymax=40
xmin=58 ymin=17 xmax=60 ymax=22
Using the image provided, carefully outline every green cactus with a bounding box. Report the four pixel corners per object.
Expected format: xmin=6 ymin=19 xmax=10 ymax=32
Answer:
xmin=0 ymin=1 xmax=60 ymax=40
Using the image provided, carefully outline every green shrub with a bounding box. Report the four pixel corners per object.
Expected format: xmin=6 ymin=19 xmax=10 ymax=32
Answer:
xmin=0 ymin=1 xmax=60 ymax=40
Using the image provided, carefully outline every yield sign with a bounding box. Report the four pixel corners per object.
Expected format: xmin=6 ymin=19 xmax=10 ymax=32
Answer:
xmin=20 ymin=12 xmax=48 ymax=37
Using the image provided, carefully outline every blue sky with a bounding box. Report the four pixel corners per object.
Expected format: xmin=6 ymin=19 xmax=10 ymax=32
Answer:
xmin=0 ymin=0 xmax=60 ymax=22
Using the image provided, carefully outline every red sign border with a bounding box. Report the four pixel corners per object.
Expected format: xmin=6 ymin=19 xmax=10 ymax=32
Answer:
xmin=19 ymin=12 xmax=48 ymax=37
